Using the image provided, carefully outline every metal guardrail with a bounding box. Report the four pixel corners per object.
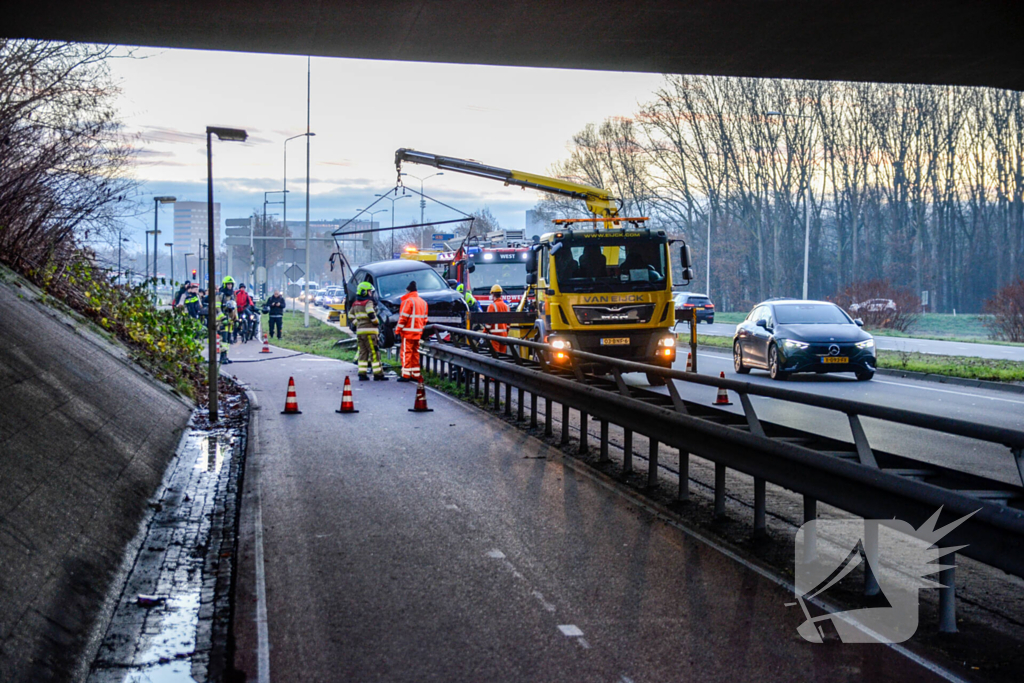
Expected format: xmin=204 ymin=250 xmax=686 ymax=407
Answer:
xmin=418 ymin=324 xmax=1024 ymax=633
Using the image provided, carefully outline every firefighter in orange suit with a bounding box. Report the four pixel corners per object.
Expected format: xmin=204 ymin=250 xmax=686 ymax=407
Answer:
xmin=486 ymin=284 xmax=509 ymax=354
xmin=395 ymin=280 xmax=428 ymax=382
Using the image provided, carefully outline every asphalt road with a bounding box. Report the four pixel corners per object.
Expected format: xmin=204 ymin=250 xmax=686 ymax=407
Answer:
xmin=644 ymin=348 xmax=1024 ymax=485
xmin=693 ymin=322 xmax=1024 ymax=361
xmin=226 ymin=341 xmax=948 ymax=683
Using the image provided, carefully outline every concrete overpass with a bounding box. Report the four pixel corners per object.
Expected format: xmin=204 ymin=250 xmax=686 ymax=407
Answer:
xmin=3 ymin=1 xmax=1023 ymax=90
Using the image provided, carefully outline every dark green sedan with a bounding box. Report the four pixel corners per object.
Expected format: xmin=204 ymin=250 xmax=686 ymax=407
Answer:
xmin=732 ymin=299 xmax=876 ymax=381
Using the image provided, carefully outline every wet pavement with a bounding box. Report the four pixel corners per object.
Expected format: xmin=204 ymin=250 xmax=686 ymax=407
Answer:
xmin=226 ymin=340 xmax=954 ymax=683
xmin=88 ymin=398 xmax=246 ymax=683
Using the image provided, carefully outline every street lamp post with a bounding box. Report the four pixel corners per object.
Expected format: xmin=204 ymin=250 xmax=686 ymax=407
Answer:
xmin=283 ymin=132 xmax=316 ymax=325
xmin=263 ymin=190 xmax=288 ymax=298
xmin=363 ymin=208 xmax=387 ymax=260
xmin=165 ymin=243 xmax=174 ymax=287
xmin=400 ymin=171 xmax=444 ymax=246
xmin=766 ymin=110 xmax=816 ymax=300
xmin=206 ymin=125 xmax=249 ymax=423
xmin=152 ymin=197 xmax=176 ymax=293
xmin=375 ymin=191 xmax=411 ymax=257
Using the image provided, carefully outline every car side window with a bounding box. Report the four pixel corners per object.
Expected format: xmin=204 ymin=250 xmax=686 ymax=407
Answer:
xmin=746 ymin=306 xmax=759 ymax=322
xmin=764 ymin=307 xmax=775 ymax=329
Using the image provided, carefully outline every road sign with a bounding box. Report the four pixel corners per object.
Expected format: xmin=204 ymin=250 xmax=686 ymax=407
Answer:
xmin=224 ymin=236 xmax=251 ymax=246
xmin=226 ymin=218 xmax=252 ymax=226
xmin=283 ymin=248 xmax=306 ymax=264
xmin=285 ymin=264 xmax=305 ymax=281
xmin=256 ymin=266 xmax=267 ymax=284
xmin=432 ymin=233 xmax=455 ymax=242
xmin=225 ymin=226 xmax=251 ymax=236
xmin=431 ymin=243 xmax=446 ymax=249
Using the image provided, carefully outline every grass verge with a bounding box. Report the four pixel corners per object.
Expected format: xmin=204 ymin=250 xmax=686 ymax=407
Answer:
xmin=260 ymin=311 xmax=398 ymax=369
xmin=693 ymin=334 xmax=1024 ymax=382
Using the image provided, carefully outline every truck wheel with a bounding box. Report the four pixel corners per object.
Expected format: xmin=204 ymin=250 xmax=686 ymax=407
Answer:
xmin=646 ymin=372 xmax=667 ymax=386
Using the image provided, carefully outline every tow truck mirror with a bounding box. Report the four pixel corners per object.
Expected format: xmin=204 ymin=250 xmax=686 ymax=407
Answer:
xmin=681 ymin=267 xmax=694 ymax=283
xmin=526 ymin=272 xmax=537 ymax=286
xmin=525 ymin=248 xmax=538 ymax=273
xmin=679 ymin=243 xmax=693 ymax=270
xmin=468 ymin=264 xmax=476 ymax=274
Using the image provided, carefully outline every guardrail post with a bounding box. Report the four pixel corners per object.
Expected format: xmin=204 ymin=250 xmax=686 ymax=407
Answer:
xmin=647 ymin=439 xmax=659 ymax=488
xmin=464 ymin=366 xmax=472 ymax=396
xmin=474 ymin=372 xmax=480 ymax=399
xmin=938 ymin=552 xmax=957 ymax=633
xmin=753 ymin=478 xmax=766 ymax=536
xmin=599 ymin=420 xmax=609 ymax=463
xmin=561 ymin=403 xmax=570 ymax=444
xmin=494 ymin=380 xmax=501 ymax=411
xmin=544 ymin=397 xmax=552 ymax=436
xmin=863 ymin=520 xmax=880 ymax=597
xmin=579 ymin=412 xmax=589 ymax=453
xmin=714 ymin=464 xmax=726 ymax=519
xmin=530 ymin=392 xmax=538 ymax=429
xmin=1013 ymin=447 xmax=1024 ymax=487
xmin=803 ymin=497 xmax=817 ymax=563
xmin=517 ymin=387 xmax=525 ymax=421
xmin=623 ymin=429 xmax=633 ymax=475
xmin=505 ymin=383 xmax=512 ymax=416
xmin=678 ymin=450 xmax=689 ymax=501
xmin=483 ymin=375 xmax=490 ymax=404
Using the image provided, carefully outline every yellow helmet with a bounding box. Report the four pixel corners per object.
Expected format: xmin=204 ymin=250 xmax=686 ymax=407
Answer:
xmin=490 ymin=284 xmax=503 ymax=295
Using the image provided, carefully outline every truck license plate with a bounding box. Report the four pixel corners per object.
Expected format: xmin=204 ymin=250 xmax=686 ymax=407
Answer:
xmin=429 ymin=316 xmax=462 ymax=324
xmin=822 ymin=356 xmax=848 ymax=364
xmin=600 ymin=337 xmax=630 ymax=346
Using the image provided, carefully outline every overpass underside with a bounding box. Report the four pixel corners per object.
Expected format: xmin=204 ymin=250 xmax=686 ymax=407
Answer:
xmin=3 ymin=1 xmax=1023 ymax=90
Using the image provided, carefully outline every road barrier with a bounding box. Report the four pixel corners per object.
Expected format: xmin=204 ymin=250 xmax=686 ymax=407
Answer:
xmin=419 ymin=324 xmax=1024 ymax=634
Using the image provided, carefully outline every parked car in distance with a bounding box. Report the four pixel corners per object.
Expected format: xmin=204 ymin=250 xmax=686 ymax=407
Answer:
xmin=323 ymin=287 xmax=345 ymax=307
xmin=732 ymin=299 xmax=876 ymax=381
xmin=674 ymin=292 xmax=715 ymax=324
xmin=312 ymin=289 xmax=328 ymax=306
xmin=849 ymin=298 xmax=897 ymax=314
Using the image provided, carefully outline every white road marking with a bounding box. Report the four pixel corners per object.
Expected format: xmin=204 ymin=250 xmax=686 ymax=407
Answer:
xmin=445 ymin=504 xmax=460 ymax=511
xmin=558 ymin=624 xmax=584 ymax=637
xmin=531 ymin=590 xmax=556 ymax=613
xmin=577 ymin=638 xmax=591 ymax=649
xmin=874 ymin=379 xmax=1024 ymax=405
xmin=485 ymin=549 xmax=505 ymax=559
xmin=250 ymin=399 xmax=271 ymax=683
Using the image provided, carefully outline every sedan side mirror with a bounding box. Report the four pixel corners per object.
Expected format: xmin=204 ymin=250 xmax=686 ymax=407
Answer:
xmin=755 ymin=319 xmax=767 ymax=329
xmin=854 ymin=318 xmax=864 ymax=327
xmin=446 ymin=279 xmax=459 ymax=288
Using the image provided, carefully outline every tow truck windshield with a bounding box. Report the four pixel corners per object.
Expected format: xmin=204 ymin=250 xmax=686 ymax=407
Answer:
xmin=554 ymin=235 xmax=668 ymax=293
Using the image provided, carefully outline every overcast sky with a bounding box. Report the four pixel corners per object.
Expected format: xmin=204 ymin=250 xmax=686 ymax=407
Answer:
xmin=111 ymin=47 xmax=665 ymax=252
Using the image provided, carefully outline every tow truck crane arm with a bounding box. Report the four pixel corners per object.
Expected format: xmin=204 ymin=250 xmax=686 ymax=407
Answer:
xmin=395 ymin=148 xmax=620 ymax=218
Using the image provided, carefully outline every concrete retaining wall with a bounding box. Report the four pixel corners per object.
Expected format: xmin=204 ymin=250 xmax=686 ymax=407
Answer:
xmin=0 ymin=272 xmax=193 ymax=682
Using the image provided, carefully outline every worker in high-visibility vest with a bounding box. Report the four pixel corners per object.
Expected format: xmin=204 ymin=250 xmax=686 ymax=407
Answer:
xmin=394 ymin=280 xmax=428 ymax=382
xmin=486 ymin=284 xmax=509 ymax=354
xmin=350 ymin=282 xmax=387 ymax=381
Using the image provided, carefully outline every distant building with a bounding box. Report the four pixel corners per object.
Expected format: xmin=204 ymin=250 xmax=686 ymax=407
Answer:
xmin=525 ymin=209 xmax=547 ymax=239
xmin=173 ymin=201 xmax=221 ymax=260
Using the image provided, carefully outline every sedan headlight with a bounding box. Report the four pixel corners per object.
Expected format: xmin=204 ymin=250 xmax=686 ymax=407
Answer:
xmin=856 ymin=339 xmax=875 ymax=349
xmin=782 ymin=339 xmax=809 ymax=351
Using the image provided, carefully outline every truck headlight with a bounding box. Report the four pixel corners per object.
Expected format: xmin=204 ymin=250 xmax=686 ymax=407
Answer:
xmin=782 ymin=339 xmax=809 ymax=351
xmin=856 ymin=339 xmax=875 ymax=349
xmin=658 ymin=337 xmax=675 ymax=347
xmin=551 ymin=339 xmax=571 ymax=350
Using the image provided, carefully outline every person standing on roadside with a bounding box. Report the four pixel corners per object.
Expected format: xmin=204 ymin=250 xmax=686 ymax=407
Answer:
xmin=394 ymin=280 xmax=428 ymax=382
xmin=173 ymin=280 xmax=190 ymax=308
xmin=266 ymin=290 xmax=286 ymax=339
xmin=350 ymin=282 xmax=387 ymax=381
xmin=486 ymin=284 xmax=509 ymax=354
xmin=184 ymin=283 xmax=201 ymax=319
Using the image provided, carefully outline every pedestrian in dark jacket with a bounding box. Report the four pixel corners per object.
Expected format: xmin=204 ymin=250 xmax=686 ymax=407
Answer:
xmin=267 ymin=291 xmax=286 ymax=338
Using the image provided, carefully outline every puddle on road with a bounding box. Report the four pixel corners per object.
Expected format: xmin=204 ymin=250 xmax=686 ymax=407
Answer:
xmin=90 ymin=421 xmax=243 ymax=683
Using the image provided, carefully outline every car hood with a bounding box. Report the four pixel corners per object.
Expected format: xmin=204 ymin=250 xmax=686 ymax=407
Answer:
xmin=777 ymin=323 xmax=871 ymax=343
xmin=380 ymin=289 xmax=466 ymax=315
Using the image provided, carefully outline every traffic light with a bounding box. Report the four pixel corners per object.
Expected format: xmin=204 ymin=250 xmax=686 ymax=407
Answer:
xmin=191 ymin=269 xmax=197 ymax=279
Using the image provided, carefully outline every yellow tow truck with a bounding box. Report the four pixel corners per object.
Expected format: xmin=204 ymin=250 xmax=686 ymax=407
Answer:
xmin=395 ymin=149 xmax=694 ymax=384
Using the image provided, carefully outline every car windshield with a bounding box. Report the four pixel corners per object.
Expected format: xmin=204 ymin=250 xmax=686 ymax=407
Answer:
xmin=376 ymin=268 xmax=450 ymax=300
xmin=470 ymin=262 xmax=527 ymax=294
xmin=553 ymin=234 xmax=668 ymax=293
xmin=774 ymin=304 xmax=852 ymax=324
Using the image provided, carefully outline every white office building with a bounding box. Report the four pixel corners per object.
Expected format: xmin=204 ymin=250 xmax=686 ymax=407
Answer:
xmin=173 ymin=201 xmax=220 ymax=262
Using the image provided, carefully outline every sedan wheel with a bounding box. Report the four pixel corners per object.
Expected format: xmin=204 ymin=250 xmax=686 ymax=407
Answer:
xmin=768 ymin=344 xmax=788 ymax=381
xmin=856 ymin=370 xmax=875 ymax=381
xmin=733 ymin=341 xmax=750 ymax=374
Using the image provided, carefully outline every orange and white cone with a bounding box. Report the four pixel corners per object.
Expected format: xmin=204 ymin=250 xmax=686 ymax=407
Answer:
xmin=685 ymin=351 xmax=693 ymax=373
xmin=260 ymin=333 xmax=271 ymax=354
xmin=713 ymin=371 xmax=733 ymax=405
xmin=336 ymin=375 xmax=359 ymax=414
xmin=409 ymin=378 xmax=433 ymax=413
xmin=281 ymin=376 xmax=302 ymax=414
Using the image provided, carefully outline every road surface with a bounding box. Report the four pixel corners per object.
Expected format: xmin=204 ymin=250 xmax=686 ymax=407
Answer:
xmin=226 ymin=341 xmax=949 ymax=682
xmin=693 ymin=322 xmax=1024 ymax=361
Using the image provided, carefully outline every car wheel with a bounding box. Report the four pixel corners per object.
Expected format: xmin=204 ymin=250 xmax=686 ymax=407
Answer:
xmin=733 ymin=341 xmax=750 ymax=374
xmin=768 ymin=343 xmax=789 ymax=381
xmin=646 ymin=372 xmax=667 ymax=386
xmin=379 ymin=325 xmax=396 ymax=350
xmin=856 ymin=370 xmax=875 ymax=381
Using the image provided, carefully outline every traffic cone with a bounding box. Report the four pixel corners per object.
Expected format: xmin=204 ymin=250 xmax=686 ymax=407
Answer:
xmin=336 ymin=375 xmax=359 ymax=414
xmin=260 ymin=333 xmax=271 ymax=354
xmin=281 ymin=376 xmax=302 ymax=414
xmin=713 ymin=371 xmax=733 ymax=405
xmin=685 ymin=351 xmax=693 ymax=373
xmin=408 ymin=378 xmax=433 ymax=413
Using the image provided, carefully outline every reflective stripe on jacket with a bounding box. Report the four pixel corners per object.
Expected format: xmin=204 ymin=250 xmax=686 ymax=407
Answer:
xmin=395 ymin=292 xmax=428 ymax=340
xmin=350 ymin=297 xmax=379 ymax=335
xmin=486 ymin=299 xmax=510 ymax=335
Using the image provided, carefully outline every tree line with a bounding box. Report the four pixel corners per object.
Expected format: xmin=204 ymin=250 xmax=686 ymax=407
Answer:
xmin=535 ymin=75 xmax=1024 ymax=313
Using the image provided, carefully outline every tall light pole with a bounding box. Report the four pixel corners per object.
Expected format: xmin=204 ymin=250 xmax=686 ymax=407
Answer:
xmin=283 ymin=133 xmax=314 ymax=268
xmin=165 ymin=242 xmax=174 ymax=287
xmin=263 ymin=190 xmax=288 ymax=298
xmin=152 ymin=197 xmax=176 ymax=293
xmin=375 ymin=191 xmax=411 ymax=257
xmin=363 ymin=208 xmax=387 ymax=260
xmin=706 ymin=209 xmax=711 ymax=296
xmin=766 ymin=110 xmax=816 ymax=300
xmin=206 ymin=125 xmax=249 ymax=423
xmin=303 ymin=56 xmax=313 ymax=328
xmin=400 ymin=171 xmax=444 ymax=245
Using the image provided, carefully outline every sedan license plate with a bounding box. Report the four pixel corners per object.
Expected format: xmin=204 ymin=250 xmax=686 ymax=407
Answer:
xmin=429 ymin=316 xmax=462 ymax=324
xmin=821 ymin=356 xmax=849 ymax=364
xmin=600 ymin=337 xmax=630 ymax=346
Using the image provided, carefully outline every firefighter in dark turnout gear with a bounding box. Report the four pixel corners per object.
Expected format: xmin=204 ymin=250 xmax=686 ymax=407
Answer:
xmin=350 ymin=281 xmax=387 ymax=381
